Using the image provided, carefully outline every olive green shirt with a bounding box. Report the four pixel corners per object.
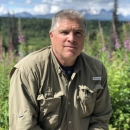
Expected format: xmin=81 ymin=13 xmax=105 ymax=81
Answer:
xmin=9 ymin=46 xmax=112 ymax=130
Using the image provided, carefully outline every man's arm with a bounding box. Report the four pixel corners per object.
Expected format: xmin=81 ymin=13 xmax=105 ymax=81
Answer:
xmin=89 ymin=64 xmax=113 ymax=130
xmin=9 ymin=68 xmax=43 ymax=130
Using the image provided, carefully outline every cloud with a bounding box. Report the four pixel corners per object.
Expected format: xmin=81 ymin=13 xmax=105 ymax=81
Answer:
xmin=34 ymin=4 xmax=51 ymax=14
xmin=21 ymin=0 xmax=130 ymax=16
xmin=35 ymin=0 xmax=114 ymax=15
xmin=34 ymin=3 xmax=64 ymax=15
xmin=0 ymin=0 xmax=130 ymax=16
xmin=0 ymin=0 xmax=119 ymax=16
xmin=117 ymin=1 xmax=130 ymax=16
xmin=42 ymin=0 xmax=72 ymax=3
xmin=9 ymin=1 xmax=14 ymax=4
xmin=37 ymin=0 xmax=130 ymax=15
xmin=0 ymin=4 xmax=6 ymax=14
xmin=118 ymin=8 xmax=130 ymax=16
xmin=26 ymin=0 xmax=31 ymax=4
xmin=50 ymin=5 xmax=61 ymax=13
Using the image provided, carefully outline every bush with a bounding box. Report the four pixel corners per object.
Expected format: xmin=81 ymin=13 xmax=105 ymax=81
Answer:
xmin=0 ymin=54 xmax=17 ymax=130
xmin=1 ymin=50 xmax=130 ymax=130
xmin=97 ymin=49 xmax=130 ymax=130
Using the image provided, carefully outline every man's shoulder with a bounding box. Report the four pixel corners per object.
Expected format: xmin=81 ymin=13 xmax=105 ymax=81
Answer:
xmin=14 ymin=46 xmax=51 ymax=72
xmin=81 ymin=52 xmax=102 ymax=65
xmin=28 ymin=46 xmax=51 ymax=62
xmin=80 ymin=52 xmax=105 ymax=76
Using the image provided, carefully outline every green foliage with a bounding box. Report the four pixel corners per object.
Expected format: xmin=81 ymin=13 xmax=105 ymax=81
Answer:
xmin=0 ymin=18 xmax=130 ymax=129
xmin=84 ymin=22 xmax=130 ymax=129
xmin=0 ymin=17 xmax=126 ymax=54
xmin=92 ymin=48 xmax=130 ymax=130
xmin=1 ymin=49 xmax=130 ymax=130
xmin=0 ymin=17 xmax=51 ymax=52
xmin=107 ymin=51 xmax=130 ymax=130
xmin=0 ymin=54 xmax=18 ymax=129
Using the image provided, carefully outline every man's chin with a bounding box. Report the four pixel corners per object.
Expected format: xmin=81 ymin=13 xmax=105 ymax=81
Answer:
xmin=63 ymin=52 xmax=78 ymax=59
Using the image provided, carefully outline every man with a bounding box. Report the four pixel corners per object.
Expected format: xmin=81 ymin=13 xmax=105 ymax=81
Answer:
xmin=9 ymin=9 xmax=112 ymax=130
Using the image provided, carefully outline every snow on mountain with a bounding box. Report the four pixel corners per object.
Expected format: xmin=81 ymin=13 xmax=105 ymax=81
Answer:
xmin=80 ymin=8 xmax=99 ymax=15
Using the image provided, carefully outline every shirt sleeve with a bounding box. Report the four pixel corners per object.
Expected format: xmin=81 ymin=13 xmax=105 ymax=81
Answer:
xmin=9 ymin=68 xmax=43 ymax=130
xmin=89 ymin=64 xmax=113 ymax=130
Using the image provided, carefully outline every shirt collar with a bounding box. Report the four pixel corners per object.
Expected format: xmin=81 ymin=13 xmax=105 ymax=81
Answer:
xmin=50 ymin=46 xmax=83 ymax=74
xmin=50 ymin=46 xmax=62 ymax=74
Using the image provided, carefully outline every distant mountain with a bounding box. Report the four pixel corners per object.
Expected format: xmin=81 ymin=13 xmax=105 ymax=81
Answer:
xmin=15 ymin=12 xmax=33 ymax=18
xmin=1 ymin=11 xmax=33 ymax=18
xmin=80 ymin=8 xmax=99 ymax=15
xmin=0 ymin=9 xmax=130 ymax=21
xmin=118 ymin=14 xmax=130 ymax=21
xmin=34 ymin=13 xmax=55 ymax=19
xmin=79 ymin=9 xmax=111 ymax=21
xmin=80 ymin=9 xmax=130 ymax=21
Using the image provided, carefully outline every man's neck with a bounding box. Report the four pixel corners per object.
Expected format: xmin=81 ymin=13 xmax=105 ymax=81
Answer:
xmin=53 ymin=52 xmax=76 ymax=66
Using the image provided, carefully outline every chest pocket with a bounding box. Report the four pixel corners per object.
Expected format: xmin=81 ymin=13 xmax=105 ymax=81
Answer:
xmin=78 ymin=84 xmax=103 ymax=117
xmin=37 ymin=91 xmax=63 ymax=130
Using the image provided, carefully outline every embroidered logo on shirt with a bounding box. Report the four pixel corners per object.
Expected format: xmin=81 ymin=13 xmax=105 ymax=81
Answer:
xmin=92 ymin=77 xmax=101 ymax=81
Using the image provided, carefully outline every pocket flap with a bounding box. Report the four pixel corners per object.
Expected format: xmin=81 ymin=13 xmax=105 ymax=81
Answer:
xmin=54 ymin=91 xmax=64 ymax=98
xmin=93 ymin=84 xmax=103 ymax=92
xmin=37 ymin=94 xmax=45 ymax=100
xmin=37 ymin=91 xmax=64 ymax=100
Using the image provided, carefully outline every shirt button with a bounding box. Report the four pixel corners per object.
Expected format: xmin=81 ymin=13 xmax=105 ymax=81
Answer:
xmin=58 ymin=69 xmax=61 ymax=73
xmin=68 ymin=102 xmax=70 ymax=105
xmin=69 ymin=121 xmax=72 ymax=124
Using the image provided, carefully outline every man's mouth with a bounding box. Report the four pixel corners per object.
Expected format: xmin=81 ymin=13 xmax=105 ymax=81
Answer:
xmin=65 ymin=46 xmax=77 ymax=49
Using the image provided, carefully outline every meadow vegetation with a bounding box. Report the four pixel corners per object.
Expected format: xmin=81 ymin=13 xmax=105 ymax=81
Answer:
xmin=0 ymin=17 xmax=130 ymax=130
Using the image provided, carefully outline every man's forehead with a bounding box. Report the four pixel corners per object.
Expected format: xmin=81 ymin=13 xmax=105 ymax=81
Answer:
xmin=59 ymin=18 xmax=83 ymax=24
xmin=58 ymin=20 xmax=84 ymax=29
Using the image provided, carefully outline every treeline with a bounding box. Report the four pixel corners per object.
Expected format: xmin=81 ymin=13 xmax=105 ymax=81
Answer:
xmin=0 ymin=16 xmax=130 ymax=130
xmin=0 ymin=17 xmax=52 ymax=52
xmin=0 ymin=16 xmax=127 ymax=53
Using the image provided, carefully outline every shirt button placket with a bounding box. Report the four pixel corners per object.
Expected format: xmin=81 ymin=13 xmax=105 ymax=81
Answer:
xmin=69 ymin=121 xmax=72 ymax=124
xmin=68 ymin=120 xmax=73 ymax=130
xmin=66 ymin=80 xmax=73 ymax=129
xmin=67 ymin=98 xmax=73 ymax=129
xmin=58 ymin=69 xmax=61 ymax=74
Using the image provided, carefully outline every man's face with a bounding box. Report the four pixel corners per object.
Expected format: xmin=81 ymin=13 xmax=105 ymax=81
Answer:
xmin=49 ymin=19 xmax=86 ymax=65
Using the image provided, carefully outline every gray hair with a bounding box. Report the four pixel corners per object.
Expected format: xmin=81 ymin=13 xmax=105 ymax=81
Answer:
xmin=50 ymin=9 xmax=87 ymax=34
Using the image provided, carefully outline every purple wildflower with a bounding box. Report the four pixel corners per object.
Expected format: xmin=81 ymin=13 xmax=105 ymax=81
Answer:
xmin=128 ymin=43 xmax=130 ymax=51
xmin=115 ymin=42 xmax=121 ymax=49
xmin=18 ymin=35 xmax=24 ymax=43
xmin=128 ymin=44 xmax=130 ymax=51
xmin=102 ymin=45 xmax=106 ymax=52
xmin=124 ymin=40 xmax=129 ymax=49
xmin=115 ymin=38 xmax=121 ymax=49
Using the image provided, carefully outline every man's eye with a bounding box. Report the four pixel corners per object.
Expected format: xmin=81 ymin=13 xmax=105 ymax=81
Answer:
xmin=61 ymin=31 xmax=68 ymax=34
xmin=75 ymin=32 xmax=82 ymax=36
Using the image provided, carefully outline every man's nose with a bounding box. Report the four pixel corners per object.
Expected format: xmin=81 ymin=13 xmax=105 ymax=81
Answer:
xmin=67 ymin=33 xmax=75 ymax=42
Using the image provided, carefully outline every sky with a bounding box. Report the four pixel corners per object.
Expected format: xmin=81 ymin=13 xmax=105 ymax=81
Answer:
xmin=0 ymin=0 xmax=130 ymax=16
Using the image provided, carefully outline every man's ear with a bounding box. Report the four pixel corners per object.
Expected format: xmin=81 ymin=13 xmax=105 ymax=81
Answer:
xmin=49 ymin=31 xmax=53 ymax=39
